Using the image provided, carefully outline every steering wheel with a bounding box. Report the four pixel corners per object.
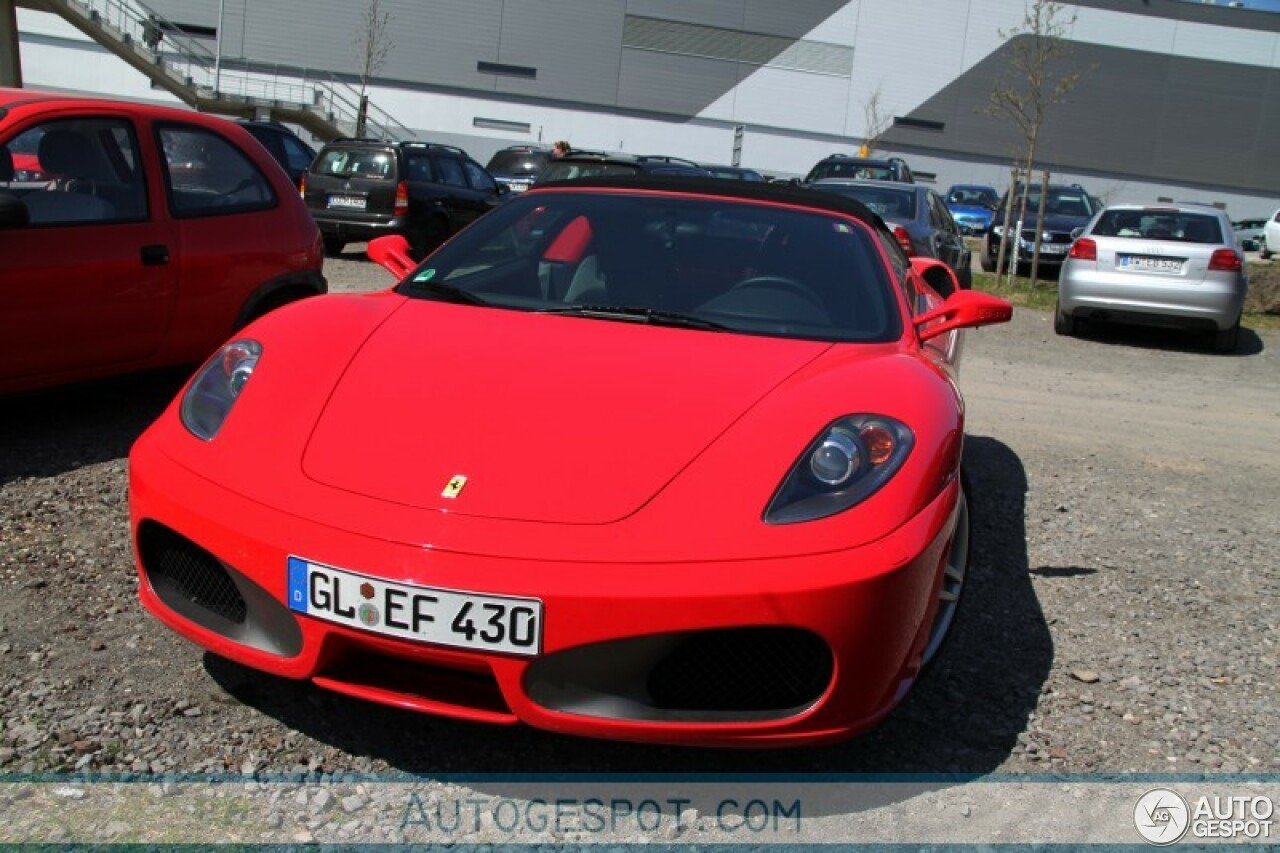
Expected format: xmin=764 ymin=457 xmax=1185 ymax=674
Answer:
xmin=730 ymin=275 xmax=825 ymax=309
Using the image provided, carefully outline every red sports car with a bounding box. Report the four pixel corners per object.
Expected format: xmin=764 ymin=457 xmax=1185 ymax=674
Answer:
xmin=130 ymin=177 xmax=1011 ymax=747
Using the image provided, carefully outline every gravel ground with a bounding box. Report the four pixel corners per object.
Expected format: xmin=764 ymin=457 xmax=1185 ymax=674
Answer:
xmin=1 ymin=250 xmax=1276 ymax=838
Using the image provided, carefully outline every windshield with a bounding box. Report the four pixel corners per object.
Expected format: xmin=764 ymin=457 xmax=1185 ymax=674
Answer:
xmin=1003 ymin=187 xmax=1094 ymax=218
xmin=948 ymin=187 xmax=997 ymax=207
xmin=810 ymin=184 xmax=917 ymax=220
xmin=486 ymin=150 xmax=550 ymax=175
xmin=1092 ymin=210 xmax=1224 ymax=243
xmin=808 ymin=161 xmax=895 ymax=181
xmin=536 ymin=161 xmax=641 ymax=182
xmin=395 ymin=191 xmax=901 ymax=343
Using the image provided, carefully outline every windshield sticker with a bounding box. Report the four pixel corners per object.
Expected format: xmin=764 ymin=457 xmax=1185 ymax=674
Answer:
xmin=414 ymin=269 xmax=437 ymax=282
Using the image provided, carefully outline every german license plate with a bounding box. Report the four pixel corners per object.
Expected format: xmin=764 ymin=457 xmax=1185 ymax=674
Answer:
xmin=1040 ymin=243 xmax=1068 ymax=254
xmin=1120 ymin=255 xmax=1183 ymax=273
xmin=327 ymin=195 xmax=367 ymax=210
xmin=287 ymin=556 xmax=542 ymax=655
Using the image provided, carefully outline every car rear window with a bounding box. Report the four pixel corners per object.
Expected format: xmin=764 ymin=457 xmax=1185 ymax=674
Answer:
xmin=810 ymin=184 xmax=917 ymax=220
xmin=1092 ymin=210 xmax=1224 ymax=243
xmin=312 ymin=147 xmax=395 ymax=180
xmin=538 ymin=161 xmax=643 ymax=182
xmin=486 ymin=150 xmax=550 ymax=174
xmin=395 ymin=190 xmax=901 ymax=343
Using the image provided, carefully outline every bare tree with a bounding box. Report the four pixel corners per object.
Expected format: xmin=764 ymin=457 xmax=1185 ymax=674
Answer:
xmin=354 ymin=0 xmax=394 ymax=136
xmin=860 ymin=84 xmax=892 ymax=156
xmin=987 ymin=0 xmax=1085 ymax=278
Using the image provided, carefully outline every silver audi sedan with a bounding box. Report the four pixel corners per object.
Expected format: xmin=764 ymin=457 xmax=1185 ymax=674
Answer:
xmin=1056 ymin=204 xmax=1248 ymax=352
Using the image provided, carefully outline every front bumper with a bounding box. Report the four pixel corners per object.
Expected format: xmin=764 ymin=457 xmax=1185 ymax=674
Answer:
xmin=986 ymin=236 xmax=1072 ymax=265
xmin=130 ymin=440 xmax=959 ymax=748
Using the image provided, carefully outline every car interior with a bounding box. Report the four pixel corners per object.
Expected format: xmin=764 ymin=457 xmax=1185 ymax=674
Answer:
xmin=409 ymin=195 xmax=899 ymax=342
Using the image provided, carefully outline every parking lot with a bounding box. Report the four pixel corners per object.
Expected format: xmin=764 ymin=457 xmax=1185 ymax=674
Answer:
xmin=0 ymin=252 xmax=1276 ymax=831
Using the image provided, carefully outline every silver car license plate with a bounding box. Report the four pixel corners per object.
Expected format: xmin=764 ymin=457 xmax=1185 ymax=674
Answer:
xmin=1119 ymin=255 xmax=1183 ymax=273
xmin=327 ymin=195 xmax=367 ymax=210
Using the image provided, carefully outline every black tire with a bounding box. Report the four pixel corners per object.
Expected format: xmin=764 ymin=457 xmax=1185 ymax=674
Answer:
xmin=322 ymin=237 xmax=345 ymax=257
xmin=1053 ymin=301 xmax=1077 ymax=336
xmin=1212 ymin=319 xmax=1240 ymax=354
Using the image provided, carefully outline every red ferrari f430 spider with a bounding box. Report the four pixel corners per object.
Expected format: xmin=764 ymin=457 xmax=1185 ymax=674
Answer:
xmin=130 ymin=177 xmax=1010 ymax=746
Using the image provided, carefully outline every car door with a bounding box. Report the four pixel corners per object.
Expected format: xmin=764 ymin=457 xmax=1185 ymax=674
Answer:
xmin=433 ymin=154 xmax=486 ymax=230
xmin=154 ymin=122 xmax=287 ymax=358
xmin=928 ymin=191 xmax=968 ymax=274
xmin=462 ymin=158 xmax=503 ymax=214
xmin=0 ymin=110 xmax=176 ymax=385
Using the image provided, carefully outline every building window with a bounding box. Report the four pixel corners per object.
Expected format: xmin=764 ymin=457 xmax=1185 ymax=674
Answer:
xmin=477 ymin=61 xmax=537 ymax=79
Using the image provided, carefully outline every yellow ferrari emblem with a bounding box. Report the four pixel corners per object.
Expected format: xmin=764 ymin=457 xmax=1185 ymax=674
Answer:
xmin=441 ymin=475 xmax=468 ymax=499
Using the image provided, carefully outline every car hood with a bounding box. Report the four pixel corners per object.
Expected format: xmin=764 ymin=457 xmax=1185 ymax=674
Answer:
xmin=301 ymin=301 xmax=832 ymax=524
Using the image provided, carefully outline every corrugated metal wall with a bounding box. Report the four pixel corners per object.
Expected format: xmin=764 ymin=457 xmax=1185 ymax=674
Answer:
xmin=137 ymin=0 xmax=1280 ymax=194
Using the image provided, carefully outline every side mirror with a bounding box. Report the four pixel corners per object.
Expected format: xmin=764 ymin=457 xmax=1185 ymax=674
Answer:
xmin=0 ymin=194 xmax=30 ymax=229
xmin=914 ymin=289 xmax=1013 ymax=342
xmin=367 ymin=234 xmax=416 ymax=279
xmin=910 ymin=256 xmax=961 ymax=298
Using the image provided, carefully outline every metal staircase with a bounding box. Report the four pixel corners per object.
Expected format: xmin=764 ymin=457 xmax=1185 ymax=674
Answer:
xmin=16 ymin=0 xmax=414 ymax=142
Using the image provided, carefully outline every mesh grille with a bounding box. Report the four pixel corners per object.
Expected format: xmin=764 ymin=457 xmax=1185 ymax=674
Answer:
xmin=139 ymin=523 xmax=246 ymax=624
xmin=646 ymin=628 xmax=831 ymax=712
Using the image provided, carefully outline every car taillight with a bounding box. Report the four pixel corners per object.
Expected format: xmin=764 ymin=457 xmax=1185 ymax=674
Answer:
xmin=299 ymin=174 xmax=307 ymax=198
xmin=893 ymin=226 xmax=914 ymax=256
xmin=1208 ymin=248 xmax=1242 ymax=272
xmin=1069 ymin=238 xmax=1096 ymax=261
xmin=394 ymin=181 xmax=409 ymax=217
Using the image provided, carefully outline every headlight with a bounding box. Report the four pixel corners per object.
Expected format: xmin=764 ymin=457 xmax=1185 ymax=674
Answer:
xmin=180 ymin=340 xmax=262 ymax=440
xmin=765 ymin=415 xmax=914 ymax=524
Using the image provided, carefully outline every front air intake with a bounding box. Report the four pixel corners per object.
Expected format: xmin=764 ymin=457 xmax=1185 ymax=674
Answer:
xmin=138 ymin=522 xmax=246 ymax=624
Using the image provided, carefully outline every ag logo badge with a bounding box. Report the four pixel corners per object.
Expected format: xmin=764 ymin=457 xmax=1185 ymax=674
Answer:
xmin=442 ymin=475 xmax=468 ymax=499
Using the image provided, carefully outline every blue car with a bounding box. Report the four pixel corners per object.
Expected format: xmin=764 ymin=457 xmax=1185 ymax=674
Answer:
xmin=944 ymin=184 xmax=1000 ymax=235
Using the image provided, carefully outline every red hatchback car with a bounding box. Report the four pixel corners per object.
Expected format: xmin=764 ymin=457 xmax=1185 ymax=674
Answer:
xmin=130 ymin=176 xmax=1012 ymax=747
xmin=0 ymin=89 xmax=325 ymax=394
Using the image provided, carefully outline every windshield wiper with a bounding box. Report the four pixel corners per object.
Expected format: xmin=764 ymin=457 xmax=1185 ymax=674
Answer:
xmin=540 ymin=305 xmax=730 ymax=331
xmin=404 ymin=280 xmax=490 ymax=306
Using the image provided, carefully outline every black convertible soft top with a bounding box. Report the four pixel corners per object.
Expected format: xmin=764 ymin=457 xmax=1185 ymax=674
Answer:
xmin=533 ymin=174 xmax=891 ymax=236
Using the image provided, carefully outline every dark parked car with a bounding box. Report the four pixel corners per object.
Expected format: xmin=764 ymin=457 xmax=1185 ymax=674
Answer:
xmin=804 ymin=154 xmax=914 ymax=184
xmin=983 ymin=184 xmax=1099 ymax=273
xmin=237 ymin=120 xmax=316 ymax=189
xmin=943 ymin=184 xmax=999 ymax=235
xmin=534 ymin=152 xmax=713 ymax=184
xmin=485 ymin=144 xmax=552 ymax=194
xmin=304 ymin=139 xmax=505 ymax=258
xmin=810 ymin=178 xmax=971 ymax=290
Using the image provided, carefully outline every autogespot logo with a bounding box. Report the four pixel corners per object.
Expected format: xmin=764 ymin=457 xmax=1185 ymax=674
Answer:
xmin=1135 ymin=788 xmax=1190 ymax=845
